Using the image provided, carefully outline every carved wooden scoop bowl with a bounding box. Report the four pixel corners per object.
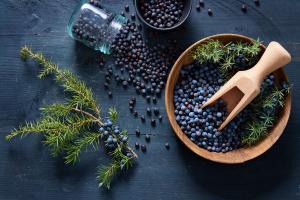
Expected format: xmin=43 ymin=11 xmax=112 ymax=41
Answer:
xmin=165 ymin=34 xmax=292 ymax=164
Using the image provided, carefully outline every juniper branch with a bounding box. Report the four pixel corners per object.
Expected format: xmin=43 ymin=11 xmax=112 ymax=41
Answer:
xmin=64 ymin=132 xmax=102 ymax=164
xmin=7 ymin=46 xmax=137 ymax=189
xmin=242 ymin=85 xmax=291 ymax=145
xmin=97 ymin=146 xmax=134 ymax=189
xmin=20 ymin=46 xmax=100 ymax=117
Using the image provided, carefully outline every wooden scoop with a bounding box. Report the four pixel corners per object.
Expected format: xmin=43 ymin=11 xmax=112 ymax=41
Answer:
xmin=202 ymin=41 xmax=291 ymax=130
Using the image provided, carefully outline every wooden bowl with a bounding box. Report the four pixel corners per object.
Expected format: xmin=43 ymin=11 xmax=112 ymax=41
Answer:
xmin=165 ymin=34 xmax=291 ymax=164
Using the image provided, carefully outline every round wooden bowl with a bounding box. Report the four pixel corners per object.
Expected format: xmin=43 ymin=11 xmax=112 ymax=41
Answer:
xmin=165 ymin=34 xmax=291 ymax=164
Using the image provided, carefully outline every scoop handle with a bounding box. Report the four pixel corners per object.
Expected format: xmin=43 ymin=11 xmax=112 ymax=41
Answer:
xmin=250 ymin=41 xmax=291 ymax=83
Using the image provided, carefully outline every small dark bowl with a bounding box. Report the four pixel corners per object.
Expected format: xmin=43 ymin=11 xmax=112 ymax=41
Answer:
xmin=134 ymin=0 xmax=192 ymax=31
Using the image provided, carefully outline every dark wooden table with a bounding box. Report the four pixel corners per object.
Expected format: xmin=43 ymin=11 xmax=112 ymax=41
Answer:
xmin=1 ymin=0 xmax=300 ymax=199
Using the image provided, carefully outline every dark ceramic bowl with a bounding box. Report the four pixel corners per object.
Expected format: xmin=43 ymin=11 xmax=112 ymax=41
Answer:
xmin=134 ymin=0 xmax=192 ymax=31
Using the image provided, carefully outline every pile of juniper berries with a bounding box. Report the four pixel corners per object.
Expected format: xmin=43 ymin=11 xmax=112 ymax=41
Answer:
xmin=139 ymin=0 xmax=184 ymax=28
xmin=106 ymin=21 xmax=180 ymax=126
xmin=174 ymin=64 xmax=245 ymax=152
xmin=174 ymin=62 xmax=276 ymax=153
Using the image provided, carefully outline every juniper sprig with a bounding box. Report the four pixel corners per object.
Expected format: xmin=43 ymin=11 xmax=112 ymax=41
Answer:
xmin=192 ymin=40 xmax=225 ymax=64
xmin=97 ymin=145 xmax=134 ymax=189
xmin=6 ymin=46 xmax=137 ymax=189
xmin=192 ymin=39 xmax=261 ymax=76
xmin=242 ymin=84 xmax=291 ymax=145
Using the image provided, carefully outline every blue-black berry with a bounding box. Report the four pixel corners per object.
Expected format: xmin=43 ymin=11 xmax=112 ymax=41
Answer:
xmin=140 ymin=115 xmax=146 ymax=122
xmin=165 ymin=143 xmax=170 ymax=149
xmin=151 ymin=119 xmax=156 ymax=127
xmin=145 ymin=134 xmax=150 ymax=142
xmin=208 ymin=8 xmax=213 ymax=16
xmin=241 ymin=4 xmax=247 ymax=12
xmin=135 ymin=142 xmax=139 ymax=149
xmin=108 ymin=91 xmax=112 ymax=98
xmin=141 ymin=144 xmax=147 ymax=152
xmin=135 ymin=128 xmax=141 ymax=137
xmin=147 ymin=107 xmax=152 ymax=116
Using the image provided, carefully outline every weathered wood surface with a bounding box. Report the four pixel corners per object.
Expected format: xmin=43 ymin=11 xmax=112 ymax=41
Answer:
xmin=0 ymin=0 xmax=300 ymax=199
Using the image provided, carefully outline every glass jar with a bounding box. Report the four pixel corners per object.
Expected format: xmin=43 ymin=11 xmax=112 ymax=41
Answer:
xmin=67 ymin=0 xmax=127 ymax=54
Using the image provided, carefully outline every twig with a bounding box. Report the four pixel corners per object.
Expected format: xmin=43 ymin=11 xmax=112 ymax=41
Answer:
xmin=73 ymin=107 xmax=103 ymax=125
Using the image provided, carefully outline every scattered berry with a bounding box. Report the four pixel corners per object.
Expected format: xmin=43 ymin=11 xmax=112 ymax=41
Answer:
xmin=241 ymin=4 xmax=247 ymax=12
xmin=125 ymin=5 xmax=130 ymax=12
xmin=135 ymin=128 xmax=141 ymax=137
xmin=208 ymin=8 xmax=213 ymax=16
xmin=141 ymin=144 xmax=147 ymax=152
xmin=122 ymin=80 xmax=128 ymax=88
xmin=147 ymin=107 xmax=152 ymax=116
xmin=158 ymin=115 xmax=163 ymax=122
xmin=108 ymin=91 xmax=112 ymax=98
xmin=129 ymin=106 xmax=134 ymax=112
xmin=152 ymin=97 xmax=157 ymax=104
xmin=131 ymin=13 xmax=136 ymax=20
xmin=137 ymin=23 xmax=142 ymax=30
xmin=135 ymin=142 xmax=140 ymax=149
xmin=165 ymin=143 xmax=170 ymax=149
xmin=199 ymin=0 xmax=204 ymax=7
xmin=104 ymin=82 xmax=109 ymax=89
xmin=153 ymin=107 xmax=159 ymax=115
xmin=151 ymin=119 xmax=156 ymax=127
xmin=146 ymin=95 xmax=151 ymax=103
xmin=129 ymin=100 xmax=135 ymax=107
xmin=145 ymin=134 xmax=150 ymax=142
xmin=131 ymin=96 xmax=136 ymax=103
xmin=140 ymin=115 xmax=146 ymax=122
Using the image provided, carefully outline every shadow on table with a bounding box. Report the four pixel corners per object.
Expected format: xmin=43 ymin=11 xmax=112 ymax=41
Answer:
xmin=177 ymin=132 xmax=296 ymax=200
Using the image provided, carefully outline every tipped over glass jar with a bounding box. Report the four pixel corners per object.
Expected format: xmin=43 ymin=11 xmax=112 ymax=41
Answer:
xmin=67 ymin=0 xmax=127 ymax=54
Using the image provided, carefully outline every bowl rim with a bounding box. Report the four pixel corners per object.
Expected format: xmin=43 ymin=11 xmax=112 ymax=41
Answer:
xmin=134 ymin=0 xmax=192 ymax=31
xmin=165 ymin=33 xmax=292 ymax=164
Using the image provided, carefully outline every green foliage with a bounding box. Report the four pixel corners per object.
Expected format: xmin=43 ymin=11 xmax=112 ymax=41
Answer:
xmin=232 ymin=39 xmax=261 ymax=57
xmin=192 ymin=39 xmax=261 ymax=77
xmin=6 ymin=46 xmax=136 ymax=189
xmin=64 ymin=132 xmax=101 ymax=164
xmin=242 ymin=85 xmax=291 ymax=145
xmin=20 ymin=46 xmax=100 ymax=116
xmin=97 ymin=146 xmax=134 ymax=189
xmin=97 ymin=161 xmax=120 ymax=190
xmin=192 ymin=40 xmax=225 ymax=64
xmin=40 ymin=103 xmax=73 ymax=117
xmin=242 ymin=121 xmax=268 ymax=145
xmin=108 ymin=107 xmax=118 ymax=124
